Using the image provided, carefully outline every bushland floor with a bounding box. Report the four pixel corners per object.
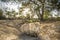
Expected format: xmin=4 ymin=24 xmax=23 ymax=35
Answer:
xmin=0 ymin=20 xmax=60 ymax=40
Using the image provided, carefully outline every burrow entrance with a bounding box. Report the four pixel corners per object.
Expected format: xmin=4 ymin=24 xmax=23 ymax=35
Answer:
xmin=19 ymin=32 xmax=41 ymax=40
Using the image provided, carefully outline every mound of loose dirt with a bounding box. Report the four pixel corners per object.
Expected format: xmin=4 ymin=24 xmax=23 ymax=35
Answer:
xmin=20 ymin=22 xmax=60 ymax=40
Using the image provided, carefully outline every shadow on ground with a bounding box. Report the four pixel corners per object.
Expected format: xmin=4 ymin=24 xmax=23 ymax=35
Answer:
xmin=19 ymin=33 xmax=41 ymax=40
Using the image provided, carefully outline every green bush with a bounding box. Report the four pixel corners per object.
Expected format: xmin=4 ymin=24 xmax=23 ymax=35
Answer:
xmin=43 ymin=10 xmax=50 ymax=20
xmin=0 ymin=9 xmax=3 ymax=16
xmin=56 ymin=17 xmax=60 ymax=21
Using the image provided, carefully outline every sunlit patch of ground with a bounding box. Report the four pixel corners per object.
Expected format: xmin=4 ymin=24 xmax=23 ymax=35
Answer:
xmin=0 ymin=24 xmax=20 ymax=40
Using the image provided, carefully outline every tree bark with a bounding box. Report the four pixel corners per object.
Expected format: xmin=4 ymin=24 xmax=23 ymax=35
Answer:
xmin=40 ymin=0 xmax=45 ymax=21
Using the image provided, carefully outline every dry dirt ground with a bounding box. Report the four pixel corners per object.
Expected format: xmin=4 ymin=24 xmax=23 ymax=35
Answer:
xmin=0 ymin=20 xmax=60 ymax=40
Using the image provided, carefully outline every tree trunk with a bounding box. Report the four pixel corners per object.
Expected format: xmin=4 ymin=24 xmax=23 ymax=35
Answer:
xmin=40 ymin=0 xmax=45 ymax=21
